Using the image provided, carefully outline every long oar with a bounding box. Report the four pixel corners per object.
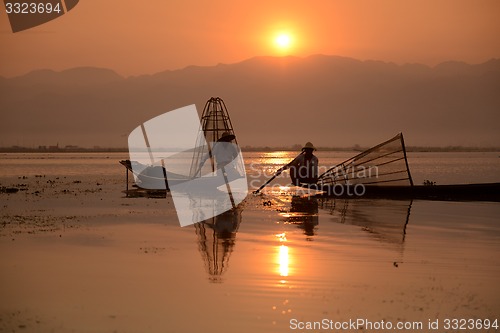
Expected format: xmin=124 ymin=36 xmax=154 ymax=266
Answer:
xmin=252 ymin=169 xmax=282 ymax=194
xmin=253 ymin=152 xmax=303 ymax=194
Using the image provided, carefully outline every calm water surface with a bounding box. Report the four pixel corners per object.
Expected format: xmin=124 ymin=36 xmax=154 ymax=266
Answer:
xmin=0 ymin=152 xmax=499 ymax=332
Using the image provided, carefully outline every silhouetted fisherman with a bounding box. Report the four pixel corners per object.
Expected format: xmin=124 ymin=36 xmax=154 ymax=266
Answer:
xmin=277 ymin=142 xmax=319 ymax=185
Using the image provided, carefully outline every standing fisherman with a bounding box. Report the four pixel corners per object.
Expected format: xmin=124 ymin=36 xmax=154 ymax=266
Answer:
xmin=199 ymin=131 xmax=240 ymax=179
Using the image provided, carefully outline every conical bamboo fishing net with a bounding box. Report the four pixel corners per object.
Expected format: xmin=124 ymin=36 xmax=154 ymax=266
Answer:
xmin=189 ymin=97 xmax=238 ymax=178
xmin=318 ymin=133 xmax=413 ymax=187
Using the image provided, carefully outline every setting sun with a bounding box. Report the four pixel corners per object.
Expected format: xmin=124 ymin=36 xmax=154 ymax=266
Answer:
xmin=274 ymin=33 xmax=293 ymax=51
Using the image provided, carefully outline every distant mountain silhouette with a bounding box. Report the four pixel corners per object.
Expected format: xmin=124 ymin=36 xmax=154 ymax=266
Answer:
xmin=1 ymin=55 xmax=499 ymax=148
xmin=8 ymin=67 xmax=123 ymax=86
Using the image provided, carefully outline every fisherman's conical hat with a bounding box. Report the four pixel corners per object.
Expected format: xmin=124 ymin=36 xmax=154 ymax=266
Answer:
xmin=302 ymin=142 xmax=316 ymax=150
xmin=219 ymin=131 xmax=236 ymax=141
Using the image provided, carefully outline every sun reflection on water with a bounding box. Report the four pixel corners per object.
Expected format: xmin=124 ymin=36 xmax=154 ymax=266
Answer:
xmin=275 ymin=232 xmax=287 ymax=242
xmin=279 ymin=245 xmax=289 ymax=278
xmin=260 ymin=151 xmax=295 ymax=167
xmin=275 ymin=233 xmax=290 ymax=283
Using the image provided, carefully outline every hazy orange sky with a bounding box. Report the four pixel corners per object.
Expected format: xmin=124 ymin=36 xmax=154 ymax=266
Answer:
xmin=1 ymin=0 xmax=499 ymax=77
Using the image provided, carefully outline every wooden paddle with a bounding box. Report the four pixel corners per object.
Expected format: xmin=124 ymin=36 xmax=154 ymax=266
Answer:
xmin=252 ymin=152 xmax=304 ymax=194
xmin=252 ymin=170 xmax=282 ymax=194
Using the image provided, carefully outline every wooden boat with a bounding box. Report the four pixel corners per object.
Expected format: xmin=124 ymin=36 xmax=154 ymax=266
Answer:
xmin=309 ymin=182 xmax=500 ymax=202
xmin=119 ymin=159 xmax=244 ymax=191
xmin=283 ymin=133 xmax=500 ymax=202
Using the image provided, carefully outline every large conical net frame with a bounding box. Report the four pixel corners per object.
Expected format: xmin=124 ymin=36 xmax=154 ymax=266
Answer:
xmin=189 ymin=97 xmax=238 ymax=178
xmin=318 ymin=133 xmax=414 ymax=187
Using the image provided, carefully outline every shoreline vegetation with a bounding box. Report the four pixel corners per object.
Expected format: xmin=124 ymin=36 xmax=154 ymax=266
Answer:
xmin=0 ymin=145 xmax=499 ymax=153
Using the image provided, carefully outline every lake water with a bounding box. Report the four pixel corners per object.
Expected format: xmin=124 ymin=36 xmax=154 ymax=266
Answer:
xmin=0 ymin=152 xmax=499 ymax=332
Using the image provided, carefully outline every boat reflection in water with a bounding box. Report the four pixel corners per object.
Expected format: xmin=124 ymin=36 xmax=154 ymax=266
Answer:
xmin=275 ymin=196 xmax=318 ymax=285
xmin=279 ymin=196 xmax=319 ymax=239
xmin=194 ymin=208 xmax=242 ymax=283
xmin=274 ymin=195 xmax=412 ymax=278
xmin=319 ymin=198 xmax=413 ymax=245
xmin=271 ymin=193 xmax=413 ymax=279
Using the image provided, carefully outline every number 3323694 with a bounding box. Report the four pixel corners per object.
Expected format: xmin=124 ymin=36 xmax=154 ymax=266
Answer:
xmin=5 ymin=2 xmax=62 ymax=14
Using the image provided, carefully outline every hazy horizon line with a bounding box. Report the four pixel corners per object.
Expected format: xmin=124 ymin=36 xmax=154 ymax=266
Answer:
xmin=1 ymin=144 xmax=498 ymax=153
xmin=2 ymin=53 xmax=499 ymax=79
